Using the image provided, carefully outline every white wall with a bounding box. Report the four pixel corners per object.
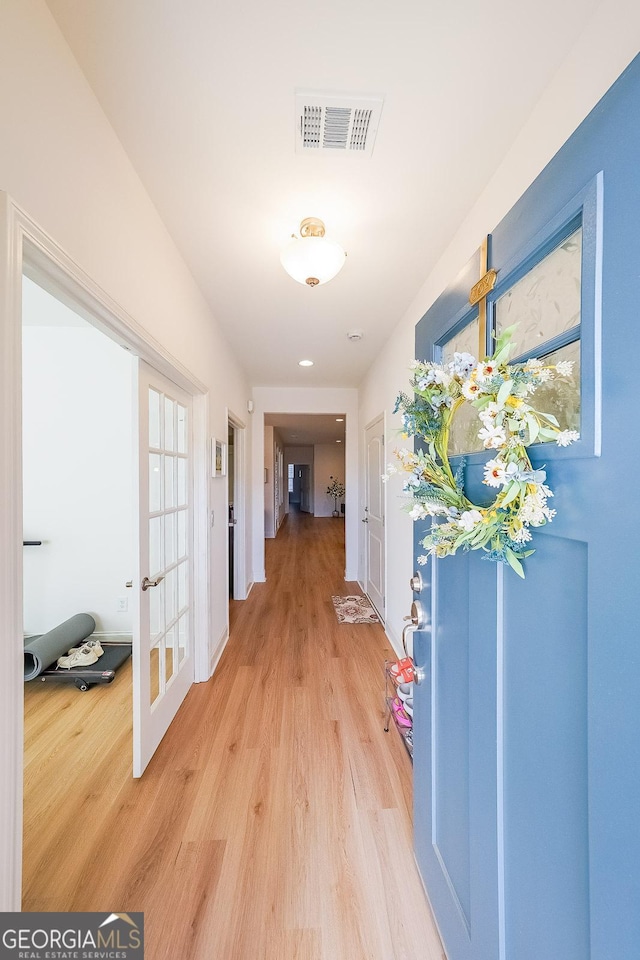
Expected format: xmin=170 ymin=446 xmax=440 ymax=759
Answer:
xmin=0 ymin=0 xmax=253 ymax=665
xmin=22 ymin=282 xmax=134 ymax=635
xmin=252 ymin=387 xmax=358 ymax=581
xmin=359 ymin=6 xmax=640 ymax=655
xmin=313 ymin=444 xmax=346 ymax=518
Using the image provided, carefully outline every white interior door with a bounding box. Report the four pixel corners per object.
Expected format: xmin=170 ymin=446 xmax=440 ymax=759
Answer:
xmin=133 ymin=360 xmax=194 ymax=777
xmin=364 ymin=416 xmax=385 ymax=619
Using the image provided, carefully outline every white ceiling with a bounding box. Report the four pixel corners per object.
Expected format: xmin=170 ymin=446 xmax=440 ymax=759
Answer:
xmin=265 ymin=414 xmax=346 ymax=446
xmin=45 ymin=0 xmax=598 ymax=388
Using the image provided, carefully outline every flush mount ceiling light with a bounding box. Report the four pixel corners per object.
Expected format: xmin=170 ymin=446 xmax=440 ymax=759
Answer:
xmin=280 ymin=217 xmax=346 ymax=287
xmin=298 ymin=359 xmax=314 ymax=367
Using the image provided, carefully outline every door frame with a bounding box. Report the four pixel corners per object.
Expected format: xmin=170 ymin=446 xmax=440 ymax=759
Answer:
xmin=227 ymin=411 xmax=248 ymax=601
xmin=0 ymin=192 xmax=210 ymax=909
xmin=363 ymin=413 xmax=386 ymax=620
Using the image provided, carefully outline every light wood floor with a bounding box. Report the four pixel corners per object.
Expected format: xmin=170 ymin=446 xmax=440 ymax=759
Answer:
xmin=23 ymin=510 xmax=443 ymax=960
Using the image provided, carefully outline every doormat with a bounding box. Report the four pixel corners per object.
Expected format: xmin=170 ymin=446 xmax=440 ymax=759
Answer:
xmin=331 ymin=595 xmax=379 ymax=624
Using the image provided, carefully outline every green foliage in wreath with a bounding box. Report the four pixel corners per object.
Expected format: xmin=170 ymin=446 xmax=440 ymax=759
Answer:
xmin=387 ymin=325 xmax=579 ymax=577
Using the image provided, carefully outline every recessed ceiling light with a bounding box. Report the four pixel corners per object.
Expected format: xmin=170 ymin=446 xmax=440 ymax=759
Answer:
xmin=298 ymin=359 xmax=314 ymax=367
xmin=335 ymin=417 xmax=344 ymax=422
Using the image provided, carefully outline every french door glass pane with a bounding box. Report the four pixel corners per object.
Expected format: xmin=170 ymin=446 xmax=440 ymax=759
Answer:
xmin=177 ymin=457 xmax=187 ymax=506
xmin=150 ymin=578 xmax=164 ymax=641
xmin=441 ymin=315 xmax=480 ymax=364
xmin=164 ymin=513 xmax=176 ymax=567
xmin=178 ymin=560 xmax=188 ymax=615
xmin=149 ymin=454 xmax=162 ymax=512
xmin=150 ymin=639 xmax=162 ymax=706
xmin=164 ymin=624 xmax=175 ymax=684
xmin=149 ymin=516 xmax=162 ymax=577
xmin=164 ymin=455 xmax=175 ymax=508
xmin=177 ymin=404 xmax=187 ymax=453
xmin=149 ymin=389 xmax=161 ymax=449
xmin=495 ymin=228 xmax=582 ymax=356
xmin=440 ymin=316 xmax=484 ymax=456
xmin=164 ymin=397 xmax=175 ymax=452
xmin=448 ymin=403 xmax=485 ymax=457
xmin=177 ymin=613 xmax=188 ymax=664
xmin=177 ymin=509 xmax=187 ymax=560
xmin=164 ymin=566 xmax=177 ymax=625
xmin=535 ymin=340 xmax=581 ymax=437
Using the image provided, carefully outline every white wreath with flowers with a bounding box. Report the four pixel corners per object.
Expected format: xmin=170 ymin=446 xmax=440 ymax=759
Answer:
xmin=386 ymin=324 xmax=579 ymax=578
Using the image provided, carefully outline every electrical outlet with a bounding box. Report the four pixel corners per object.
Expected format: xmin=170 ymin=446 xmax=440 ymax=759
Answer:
xmin=116 ymin=597 xmax=128 ymax=613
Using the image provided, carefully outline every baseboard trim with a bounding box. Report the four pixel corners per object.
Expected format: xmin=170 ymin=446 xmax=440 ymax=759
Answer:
xmin=385 ymin=622 xmax=403 ymax=660
xmin=208 ymin=625 xmax=229 ymax=678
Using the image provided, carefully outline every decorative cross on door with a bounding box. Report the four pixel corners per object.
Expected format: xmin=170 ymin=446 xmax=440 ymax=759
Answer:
xmin=468 ymin=236 xmax=498 ymax=358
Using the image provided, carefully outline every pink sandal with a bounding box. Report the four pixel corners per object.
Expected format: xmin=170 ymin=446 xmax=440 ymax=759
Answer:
xmin=391 ymin=697 xmax=412 ymax=728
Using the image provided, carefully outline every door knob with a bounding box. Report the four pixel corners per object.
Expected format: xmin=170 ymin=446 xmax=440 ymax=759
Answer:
xmin=401 ymin=601 xmax=427 ymax=657
xmin=401 ymin=621 xmax=415 ymax=657
xmin=141 ymin=575 xmax=165 ymax=591
xmin=413 ymin=663 xmax=427 ymax=686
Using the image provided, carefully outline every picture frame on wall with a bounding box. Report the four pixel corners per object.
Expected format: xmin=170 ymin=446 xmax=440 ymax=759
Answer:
xmin=211 ymin=438 xmax=227 ymax=478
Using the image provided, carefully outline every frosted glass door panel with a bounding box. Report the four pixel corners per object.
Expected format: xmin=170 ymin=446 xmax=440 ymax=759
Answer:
xmin=495 ymin=229 xmax=582 ymax=356
xmin=535 ymin=340 xmax=581 ymax=435
xmin=441 ymin=315 xmax=480 ymax=365
xmin=440 ymin=316 xmax=484 ymax=456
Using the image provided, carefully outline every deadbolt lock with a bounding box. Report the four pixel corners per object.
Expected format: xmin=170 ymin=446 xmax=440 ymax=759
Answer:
xmin=409 ymin=572 xmax=423 ymax=594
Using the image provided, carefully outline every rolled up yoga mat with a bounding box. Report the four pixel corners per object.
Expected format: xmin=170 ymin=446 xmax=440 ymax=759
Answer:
xmin=24 ymin=613 xmax=96 ymax=681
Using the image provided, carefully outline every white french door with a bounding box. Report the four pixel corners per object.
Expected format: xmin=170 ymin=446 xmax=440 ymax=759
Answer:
xmin=133 ymin=360 xmax=195 ymax=777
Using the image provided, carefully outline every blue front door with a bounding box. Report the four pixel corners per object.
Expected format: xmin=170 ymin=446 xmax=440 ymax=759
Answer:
xmin=412 ymin=56 xmax=640 ymax=960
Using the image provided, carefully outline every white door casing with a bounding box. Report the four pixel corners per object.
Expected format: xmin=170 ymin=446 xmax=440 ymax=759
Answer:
xmin=0 ymin=193 xmax=210 ymax=908
xmin=227 ymin=414 xmax=248 ymax=602
xmin=364 ymin=416 xmax=385 ymax=620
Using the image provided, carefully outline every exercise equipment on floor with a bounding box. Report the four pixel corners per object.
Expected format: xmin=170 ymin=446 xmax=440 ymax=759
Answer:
xmin=24 ymin=613 xmax=131 ymax=692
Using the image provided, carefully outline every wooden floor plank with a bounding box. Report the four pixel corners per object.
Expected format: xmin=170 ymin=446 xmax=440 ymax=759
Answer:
xmin=23 ymin=509 xmax=443 ymax=959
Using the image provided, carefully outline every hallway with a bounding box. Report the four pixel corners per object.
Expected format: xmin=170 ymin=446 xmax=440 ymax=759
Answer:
xmin=24 ymin=510 xmax=442 ymax=959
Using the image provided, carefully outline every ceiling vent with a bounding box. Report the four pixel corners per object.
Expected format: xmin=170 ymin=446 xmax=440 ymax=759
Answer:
xmin=295 ymin=92 xmax=383 ymax=156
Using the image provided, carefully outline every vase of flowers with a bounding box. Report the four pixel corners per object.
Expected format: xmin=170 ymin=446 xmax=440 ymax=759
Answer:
xmin=326 ymin=476 xmax=345 ymax=517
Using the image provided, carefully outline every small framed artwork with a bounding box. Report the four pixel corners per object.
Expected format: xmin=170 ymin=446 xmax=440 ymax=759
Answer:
xmin=211 ymin=438 xmax=227 ymax=478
